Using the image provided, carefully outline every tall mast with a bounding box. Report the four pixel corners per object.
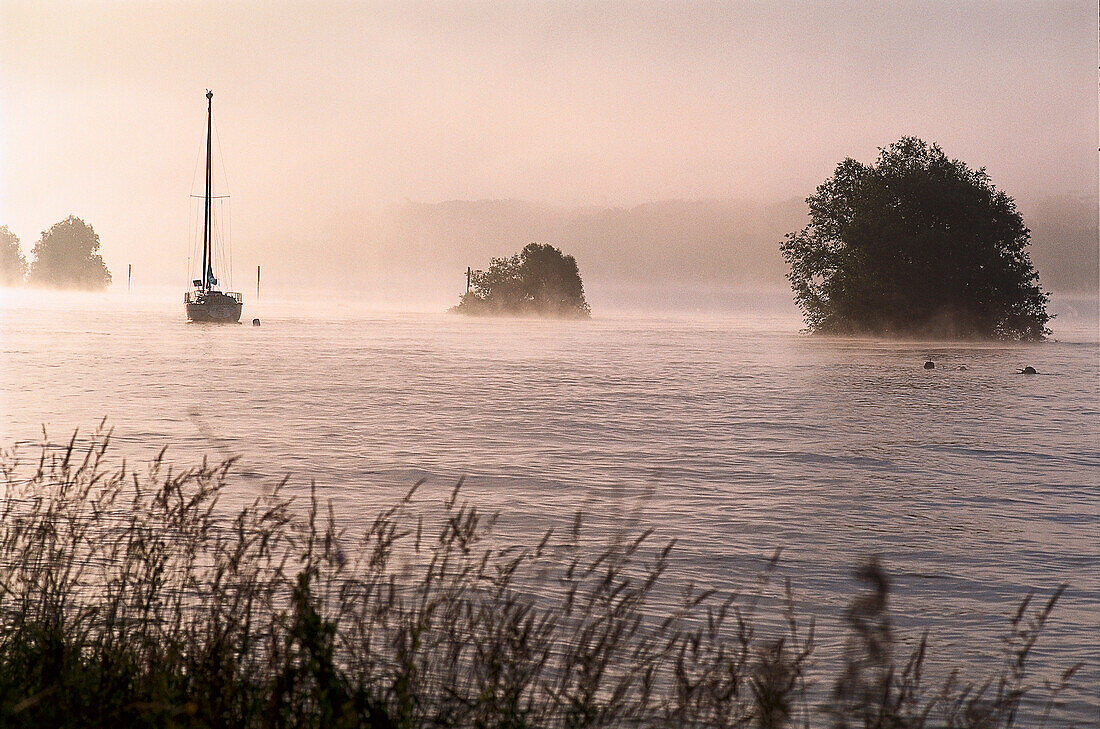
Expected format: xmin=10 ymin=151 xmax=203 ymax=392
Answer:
xmin=201 ymin=90 xmax=214 ymax=290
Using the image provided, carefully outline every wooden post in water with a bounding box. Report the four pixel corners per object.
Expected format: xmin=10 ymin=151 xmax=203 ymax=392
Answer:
xmin=128 ymin=264 xmax=131 ymax=292
xmin=256 ymin=265 xmax=260 ymax=299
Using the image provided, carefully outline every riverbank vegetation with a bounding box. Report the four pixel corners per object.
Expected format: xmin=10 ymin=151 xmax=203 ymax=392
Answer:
xmin=0 ymin=433 xmax=1078 ymax=727
xmin=781 ymin=138 xmax=1050 ymax=341
xmin=0 ymin=216 xmax=111 ymax=290
xmin=0 ymin=227 xmax=28 ymax=286
xmin=454 ymin=243 xmax=590 ymax=318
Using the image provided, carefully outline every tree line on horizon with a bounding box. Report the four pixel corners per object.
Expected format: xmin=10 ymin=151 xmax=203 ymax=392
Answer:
xmin=3 ymin=138 xmax=1053 ymax=340
xmin=1 ymin=216 xmax=112 ymax=290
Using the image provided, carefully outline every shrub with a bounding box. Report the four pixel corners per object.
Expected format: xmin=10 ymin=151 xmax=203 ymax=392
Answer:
xmin=455 ymin=243 xmax=590 ymax=318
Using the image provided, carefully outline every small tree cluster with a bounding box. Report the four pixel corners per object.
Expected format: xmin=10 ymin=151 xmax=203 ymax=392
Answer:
xmin=781 ymin=138 xmax=1050 ymax=340
xmin=455 ymin=242 xmax=590 ymax=318
xmin=0 ymin=216 xmax=111 ymax=290
xmin=0 ymin=227 xmax=27 ymax=287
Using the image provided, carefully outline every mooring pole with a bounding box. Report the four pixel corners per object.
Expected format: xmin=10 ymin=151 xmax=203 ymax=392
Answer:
xmin=466 ymin=266 xmax=472 ymax=293
xmin=256 ymin=265 xmax=260 ymax=299
xmin=128 ymin=264 xmax=131 ymax=292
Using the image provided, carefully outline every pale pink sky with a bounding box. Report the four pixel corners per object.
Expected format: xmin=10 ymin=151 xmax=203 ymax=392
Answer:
xmin=1 ymin=1 xmax=1095 ymax=297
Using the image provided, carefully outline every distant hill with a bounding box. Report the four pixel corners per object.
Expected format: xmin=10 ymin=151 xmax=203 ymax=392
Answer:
xmin=302 ymin=195 xmax=1094 ymax=309
xmin=1021 ymin=195 xmax=1098 ymax=294
xmin=360 ymin=198 xmax=805 ymax=288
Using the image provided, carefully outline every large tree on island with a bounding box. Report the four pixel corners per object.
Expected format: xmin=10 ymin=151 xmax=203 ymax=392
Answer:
xmin=455 ymin=243 xmax=590 ymax=318
xmin=781 ymin=138 xmax=1050 ymax=340
xmin=0 ymin=226 xmax=28 ymax=286
xmin=28 ymin=216 xmax=112 ymax=290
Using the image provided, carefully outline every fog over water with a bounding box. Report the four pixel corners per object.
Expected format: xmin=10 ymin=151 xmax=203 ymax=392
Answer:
xmin=1 ymin=1 xmax=1095 ymax=307
xmin=1 ymin=290 xmax=1098 ymax=722
xmin=1 ymin=2 xmax=1097 ymax=722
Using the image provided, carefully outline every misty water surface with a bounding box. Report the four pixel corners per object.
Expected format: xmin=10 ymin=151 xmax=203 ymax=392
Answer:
xmin=1 ymin=291 xmax=1097 ymax=721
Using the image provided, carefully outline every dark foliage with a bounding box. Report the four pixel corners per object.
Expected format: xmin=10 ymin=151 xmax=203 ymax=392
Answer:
xmin=781 ymin=138 xmax=1050 ymax=340
xmin=27 ymin=216 xmax=112 ymax=290
xmin=0 ymin=226 xmax=27 ymax=286
xmin=455 ymin=243 xmax=590 ymax=318
xmin=0 ymin=431 xmax=1079 ymax=728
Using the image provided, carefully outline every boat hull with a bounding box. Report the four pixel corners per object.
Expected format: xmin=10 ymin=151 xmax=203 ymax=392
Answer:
xmin=186 ymin=299 xmax=242 ymax=323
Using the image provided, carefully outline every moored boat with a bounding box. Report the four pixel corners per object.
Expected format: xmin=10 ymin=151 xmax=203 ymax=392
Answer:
xmin=185 ymin=289 xmax=242 ymax=322
xmin=185 ymin=90 xmax=242 ymax=323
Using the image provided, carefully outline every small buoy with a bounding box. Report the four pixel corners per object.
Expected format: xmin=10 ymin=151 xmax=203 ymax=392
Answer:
xmin=957 ymin=365 xmax=969 ymax=371
xmin=1020 ymin=366 xmax=1037 ymax=374
xmin=923 ymin=361 xmax=935 ymax=370
xmin=252 ymin=318 xmax=261 ymax=327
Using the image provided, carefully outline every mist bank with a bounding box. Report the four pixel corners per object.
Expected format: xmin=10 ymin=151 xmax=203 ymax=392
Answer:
xmin=66 ymin=193 xmax=1094 ymax=311
xmin=1021 ymin=195 xmax=1099 ymax=295
xmin=298 ymin=194 xmax=1095 ymax=298
xmin=312 ymin=198 xmax=799 ymax=302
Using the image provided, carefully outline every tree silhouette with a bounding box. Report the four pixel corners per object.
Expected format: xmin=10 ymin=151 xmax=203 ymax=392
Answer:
xmin=781 ymin=138 xmax=1050 ymax=340
xmin=28 ymin=216 xmax=112 ymax=290
xmin=0 ymin=226 xmax=27 ymax=286
xmin=455 ymin=243 xmax=590 ymax=318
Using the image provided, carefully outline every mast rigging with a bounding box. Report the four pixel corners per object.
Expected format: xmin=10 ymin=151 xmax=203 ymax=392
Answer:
xmin=202 ymin=89 xmax=214 ymax=290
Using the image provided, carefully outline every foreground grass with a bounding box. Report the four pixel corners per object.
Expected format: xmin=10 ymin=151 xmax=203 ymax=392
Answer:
xmin=0 ymin=431 xmax=1081 ymax=728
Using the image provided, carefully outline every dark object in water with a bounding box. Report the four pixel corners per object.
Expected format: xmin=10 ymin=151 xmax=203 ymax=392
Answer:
xmin=1020 ymin=366 xmax=1038 ymax=374
xmin=923 ymin=361 xmax=935 ymax=369
xmin=957 ymin=365 xmax=969 ymax=371
xmin=453 ymin=243 xmax=591 ymax=319
xmin=184 ymin=90 xmax=243 ymax=323
xmin=252 ymin=318 xmax=261 ymax=327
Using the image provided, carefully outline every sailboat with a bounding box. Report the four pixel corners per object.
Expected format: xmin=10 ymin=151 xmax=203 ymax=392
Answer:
xmin=185 ymin=90 xmax=243 ymax=323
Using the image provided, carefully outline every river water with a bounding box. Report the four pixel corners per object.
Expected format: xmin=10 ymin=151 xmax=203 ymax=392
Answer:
xmin=1 ymin=288 xmax=1097 ymax=722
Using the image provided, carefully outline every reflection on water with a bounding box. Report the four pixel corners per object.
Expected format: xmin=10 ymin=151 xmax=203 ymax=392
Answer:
xmin=1 ymin=289 xmax=1097 ymax=720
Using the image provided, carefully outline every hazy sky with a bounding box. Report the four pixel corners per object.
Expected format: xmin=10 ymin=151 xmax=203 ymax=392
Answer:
xmin=1 ymin=1 xmax=1095 ymax=298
